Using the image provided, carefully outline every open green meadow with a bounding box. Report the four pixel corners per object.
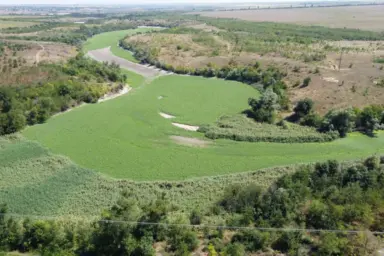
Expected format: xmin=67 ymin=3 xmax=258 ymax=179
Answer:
xmin=83 ymin=28 xmax=161 ymax=63
xmin=0 ymin=135 xmax=298 ymax=216
xmin=23 ymin=75 xmax=384 ymax=181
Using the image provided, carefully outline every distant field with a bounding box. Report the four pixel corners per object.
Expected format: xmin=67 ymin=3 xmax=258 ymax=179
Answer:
xmin=83 ymin=28 xmax=161 ymax=63
xmin=0 ymin=21 xmax=38 ymax=29
xmin=23 ymin=75 xmax=384 ymax=181
xmin=197 ymin=5 xmax=384 ymax=31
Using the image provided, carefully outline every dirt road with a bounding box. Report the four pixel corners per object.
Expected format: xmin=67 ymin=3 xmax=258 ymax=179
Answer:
xmin=87 ymin=47 xmax=160 ymax=77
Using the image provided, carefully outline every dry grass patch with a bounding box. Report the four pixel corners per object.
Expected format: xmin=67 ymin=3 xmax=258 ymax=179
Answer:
xmin=170 ymin=136 xmax=211 ymax=147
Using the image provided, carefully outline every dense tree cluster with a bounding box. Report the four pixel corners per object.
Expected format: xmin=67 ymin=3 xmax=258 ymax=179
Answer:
xmin=0 ymin=54 xmax=127 ymax=135
xmin=0 ymin=192 xmax=199 ymax=256
xmin=215 ymin=156 xmax=384 ymax=255
xmin=293 ymin=99 xmax=384 ymax=137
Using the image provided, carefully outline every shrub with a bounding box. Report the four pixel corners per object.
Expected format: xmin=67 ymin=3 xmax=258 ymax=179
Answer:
xmin=294 ymin=98 xmax=314 ymax=118
xmin=201 ymin=115 xmax=339 ymax=143
xmin=302 ymin=77 xmax=311 ymax=87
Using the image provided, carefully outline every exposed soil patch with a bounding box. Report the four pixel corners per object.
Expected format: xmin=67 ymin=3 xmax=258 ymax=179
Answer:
xmin=87 ymin=47 xmax=159 ymax=77
xmin=172 ymin=123 xmax=199 ymax=131
xmin=170 ymin=135 xmax=211 ymax=147
xmin=322 ymin=77 xmax=339 ymax=83
xmin=159 ymin=112 xmax=175 ymax=119
xmin=98 ymin=86 xmax=131 ymax=103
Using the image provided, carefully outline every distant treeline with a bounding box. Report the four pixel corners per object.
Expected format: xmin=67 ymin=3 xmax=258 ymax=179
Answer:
xmin=2 ymin=23 xmax=137 ymax=46
xmin=193 ymin=16 xmax=384 ymax=42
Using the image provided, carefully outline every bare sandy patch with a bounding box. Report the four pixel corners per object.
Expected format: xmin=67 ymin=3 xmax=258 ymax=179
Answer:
xmin=53 ymin=86 xmax=131 ymax=117
xmin=170 ymin=136 xmax=211 ymax=147
xmin=172 ymin=123 xmax=199 ymax=131
xmin=322 ymin=77 xmax=339 ymax=83
xmin=159 ymin=112 xmax=175 ymax=119
xmin=98 ymin=87 xmax=131 ymax=103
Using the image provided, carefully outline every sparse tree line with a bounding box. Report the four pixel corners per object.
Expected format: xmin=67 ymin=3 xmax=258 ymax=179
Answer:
xmin=0 ymin=22 xmax=70 ymax=34
xmin=0 ymin=54 xmax=127 ymax=136
xmin=0 ymin=156 xmax=383 ymax=255
xmin=247 ymin=94 xmax=384 ymax=138
xmin=194 ymin=16 xmax=384 ymax=42
xmin=290 ymin=99 xmax=384 ymax=137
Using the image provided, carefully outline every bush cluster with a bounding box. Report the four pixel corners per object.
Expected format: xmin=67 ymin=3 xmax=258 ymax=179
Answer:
xmin=200 ymin=114 xmax=339 ymax=143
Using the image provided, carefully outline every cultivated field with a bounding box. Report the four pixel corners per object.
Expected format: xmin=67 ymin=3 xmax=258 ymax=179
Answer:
xmin=23 ymin=74 xmax=384 ymax=180
xmin=0 ymin=20 xmax=38 ymax=29
xmin=197 ymin=5 xmax=384 ymax=31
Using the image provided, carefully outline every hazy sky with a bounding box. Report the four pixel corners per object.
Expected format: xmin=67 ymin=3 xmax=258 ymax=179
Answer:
xmin=0 ymin=0 xmax=353 ymax=5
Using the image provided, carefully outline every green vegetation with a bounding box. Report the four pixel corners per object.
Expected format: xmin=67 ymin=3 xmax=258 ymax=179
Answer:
xmin=200 ymin=115 xmax=339 ymax=143
xmin=374 ymin=58 xmax=384 ymax=64
xmin=215 ymin=156 xmax=384 ymax=255
xmin=83 ymin=28 xmax=162 ymax=60
xmin=22 ymin=75 xmax=384 ymax=180
xmin=0 ymin=134 xmax=298 ymax=216
xmin=0 ymin=155 xmax=383 ymax=255
xmin=0 ymin=54 xmax=127 ymax=135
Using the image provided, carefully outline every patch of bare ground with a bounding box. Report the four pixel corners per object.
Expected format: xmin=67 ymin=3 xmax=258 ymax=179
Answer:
xmin=172 ymin=123 xmax=200 ymax=131
xmin=159 ymin=112 xmax=175 ymax=119
xmin=126 ymin=33 xmax=229 ymax=68
xmin=197 ymin=5 xmax=384 ymax=31
xmin=2 ymin=40 xmax=76 ymax=65
xmin=87 ymin=47 xmax=160 ymax=77
xmin=185 ymin=23 xmax=223 ymax=32
xmin=289 ymin=50 xmax=384 ymax=114
xmin=170 ymin=136 xmax=211 ymax=147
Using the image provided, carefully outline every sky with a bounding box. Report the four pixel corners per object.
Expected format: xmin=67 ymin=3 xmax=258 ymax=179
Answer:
xmin=0 ymin=0 xmax=358 ymax=5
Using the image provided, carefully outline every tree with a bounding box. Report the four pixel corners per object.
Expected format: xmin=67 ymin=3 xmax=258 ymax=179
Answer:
xmin=294 ymin=98 xmax=314 ymax=118
xmin=6 ymin=109 xmax=26 ymax=134
xmin=317 ymin=232 xmax=348 ymax=256
xmin=223 ymin=243 xmax=245 ymax=256
xmin=357 ymin=106 xmax=380 ymax=134
xmin=321 ymin=109 xmax=356 ymax=137
xmin=248 ymin=89 xmax=280 ymax=124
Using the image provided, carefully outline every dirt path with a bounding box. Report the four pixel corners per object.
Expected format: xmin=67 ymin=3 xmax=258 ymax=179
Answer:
xmin=87 ymin=47 xmax=160 ymax=77
xmin=35 ymin=43 xmax=45 ymax=64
